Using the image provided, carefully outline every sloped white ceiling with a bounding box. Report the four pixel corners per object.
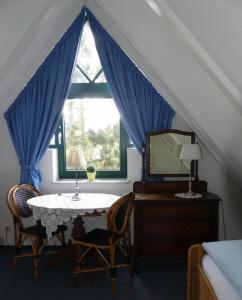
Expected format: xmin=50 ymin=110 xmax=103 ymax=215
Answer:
xmin=0 ymin=0 xmax=49 ymax=67
xmin=168 ymin=0 xmax=242 ymax=94
xmin=87 ymin=0 xmax=242 ymax=186
xmin=0 ymin=0 xmax=242 ymax=186
xmin=0 ymin=0 xmax=84 ymax=114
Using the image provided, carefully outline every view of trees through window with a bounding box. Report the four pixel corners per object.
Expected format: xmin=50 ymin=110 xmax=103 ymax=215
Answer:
xmin=64 ymin=98 xmax=120 ymax=171
xmin=64 ymin=21 xmax=121 ymax=172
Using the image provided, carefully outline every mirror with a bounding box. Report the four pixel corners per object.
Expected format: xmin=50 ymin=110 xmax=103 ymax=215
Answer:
xmin=146 ymin=129 xmax=195 ymax=177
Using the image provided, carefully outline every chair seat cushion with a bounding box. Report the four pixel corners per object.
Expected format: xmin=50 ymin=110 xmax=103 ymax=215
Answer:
xmin=74 ymin=228 xmax=119 ymax=247
xmin=21 ymin=224 xmax=48 ymax=239
xmin=21 ymin=224 xmax=67 ymax=239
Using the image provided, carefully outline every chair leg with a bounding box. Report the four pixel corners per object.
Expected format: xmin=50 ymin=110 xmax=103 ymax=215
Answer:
xmin=111 ymin=277 xmax=117 ymax=296
xmin=124 ymin=227 xmax=134 ymax=278
xmin=125 ymin=241 xmax=134 ymax=278
xmin=13 ymin=232 xmax=23 ymax=270
xmin=33 ymin=256 xmax=40 ymax=280
xmin=73 ymin=244 xmax=82 ymax=285
xmin=73 ymin=245 xmax=92 ymax=286
xmin=15 ymin=232 xmax=23 ymax=253
xmin=73 ymin=266 xmax=79 ymax=285
xmin=31 ymin=237 xmax=40 ymax=280
xmin=109 ymin=243 xmax=117 ymax=296
xmin=118 ymin=236 xmax=134 ymax=278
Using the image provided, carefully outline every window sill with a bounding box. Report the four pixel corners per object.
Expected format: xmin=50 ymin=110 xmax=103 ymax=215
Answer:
xmin=53 ymin=178 xmax=132 ymax=184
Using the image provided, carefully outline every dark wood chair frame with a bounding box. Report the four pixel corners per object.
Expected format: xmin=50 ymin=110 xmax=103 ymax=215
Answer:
xmin=6 ymin=184 xmax=66 ymax=280
xmin=73 ymin=192 xmax=135 ymax=295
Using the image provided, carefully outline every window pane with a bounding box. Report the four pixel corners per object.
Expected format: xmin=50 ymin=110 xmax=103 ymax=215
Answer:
xmin=94 ymin=71 xmax=107 ymax=83
xmin=76 ymin=22 xmax=105 ymax=82
xmin=63 ymin=98 xmax=120 ymax=171
xmin=72 ymin=67 xmax=89 ymax=83
xmin=49 ymin=135 xmax=56 ymax=146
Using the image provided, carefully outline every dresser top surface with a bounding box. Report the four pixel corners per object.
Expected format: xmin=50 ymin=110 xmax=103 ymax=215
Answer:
xmin=134 ymin=192 xmax=221 ymax=202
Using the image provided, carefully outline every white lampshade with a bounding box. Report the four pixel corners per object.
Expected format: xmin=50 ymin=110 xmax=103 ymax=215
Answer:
xmin=68 ymin=149 xmax=81 ymax=169
xmin=179 ymin=144 xmax=202 ymax=160
xmin=79 ymin=147 xmax=87 ymax=168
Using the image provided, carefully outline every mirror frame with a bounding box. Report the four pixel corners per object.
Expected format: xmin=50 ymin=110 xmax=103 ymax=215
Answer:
xmin=146 ymin=129 xmax=196 ymax=178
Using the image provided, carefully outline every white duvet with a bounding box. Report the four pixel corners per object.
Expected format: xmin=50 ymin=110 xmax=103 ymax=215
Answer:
xmin=202 ymin=254 xmax=241 ymax=300
xmin=203 ymin=240 xmax=242 ymax=299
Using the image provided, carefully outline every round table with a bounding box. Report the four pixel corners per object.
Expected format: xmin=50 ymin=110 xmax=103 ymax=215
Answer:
xmin=27 ymin=193 xmax=119 ymax=239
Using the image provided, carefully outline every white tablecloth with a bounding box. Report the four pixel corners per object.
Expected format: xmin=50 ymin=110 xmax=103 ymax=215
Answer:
xmin=27 ymin=193 xmax=119 ymax=239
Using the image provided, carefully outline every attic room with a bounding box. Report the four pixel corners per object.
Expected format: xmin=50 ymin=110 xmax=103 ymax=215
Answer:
xmin=1 ymin=0 xmax=242 ymax=299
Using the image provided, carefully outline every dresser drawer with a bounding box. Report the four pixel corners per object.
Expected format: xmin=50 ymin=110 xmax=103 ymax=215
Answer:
xmin=136 ymin=239 xmax=203 ymax=257
xmin=138 ymin=220 xmax=211 ymax=238
xmin=138 ymin=203 xmax=212 ymax=220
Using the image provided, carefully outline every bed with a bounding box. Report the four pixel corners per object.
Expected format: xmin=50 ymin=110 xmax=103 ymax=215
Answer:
xmin=187 ymin=244 xmax=217 ymax=300
xmin=187 ymin=243 xmax=242 ymax=300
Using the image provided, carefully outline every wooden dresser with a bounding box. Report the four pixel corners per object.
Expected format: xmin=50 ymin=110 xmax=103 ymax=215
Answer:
xmin=133 ymin=181 xmax=221 ymax=258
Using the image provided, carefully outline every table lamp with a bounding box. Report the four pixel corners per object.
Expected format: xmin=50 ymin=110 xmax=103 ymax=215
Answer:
xmin=68 ymin=149 xmax=82 ymax=201
xmin=175 ymin=143 xmax=202 ymax=198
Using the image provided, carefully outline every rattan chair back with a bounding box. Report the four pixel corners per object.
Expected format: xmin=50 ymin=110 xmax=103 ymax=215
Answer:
xmin=6 ymin=184 xmax=40 ymax=229
xmin=107 ymin=192 xmax=134 ymax=237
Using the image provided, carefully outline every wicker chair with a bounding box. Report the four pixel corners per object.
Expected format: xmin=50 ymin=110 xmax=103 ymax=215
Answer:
xmin=6 ymin=184 xmax=67 ymax=279
xmin=73 ymin=192 xmax=135 ymax=295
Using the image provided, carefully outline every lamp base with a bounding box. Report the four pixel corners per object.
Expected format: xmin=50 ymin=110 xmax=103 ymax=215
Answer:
xmin=72 ymin=176 xmax=81 ymax=201
xmin=71 ymin=195 xmax=81 ymax=201
xmin=175 ymin=192 xmax=202 ymax=199
xmin=71 ymin=190 xmax=81 ymax=201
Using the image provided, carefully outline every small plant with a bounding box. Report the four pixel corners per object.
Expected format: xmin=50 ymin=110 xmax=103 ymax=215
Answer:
xmin=86 ymin=165 xmax=96 ymax=173
xmin=86 ymin=165 xmax=96 ymax=182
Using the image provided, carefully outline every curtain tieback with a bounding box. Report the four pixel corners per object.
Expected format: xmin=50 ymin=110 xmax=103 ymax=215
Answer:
xmin=20 ymin=164 xmax=36 ymax=170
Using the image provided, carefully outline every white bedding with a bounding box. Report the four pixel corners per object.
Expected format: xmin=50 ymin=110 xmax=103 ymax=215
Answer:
xmin=203 ymin=240 xmax=242 ymax=298
xmin=202 ymin=254 xmax=241 ymax=300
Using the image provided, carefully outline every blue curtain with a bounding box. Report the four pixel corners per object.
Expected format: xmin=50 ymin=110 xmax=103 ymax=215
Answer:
xmin=4 ymin=9 xmax=86 ymax=188
xmin=87 ymin=9 xmax=175 ymax=153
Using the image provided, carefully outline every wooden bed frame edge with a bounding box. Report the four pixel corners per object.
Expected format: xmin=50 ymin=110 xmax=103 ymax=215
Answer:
xmin=187 ymin=244 xmax=218 ymax=300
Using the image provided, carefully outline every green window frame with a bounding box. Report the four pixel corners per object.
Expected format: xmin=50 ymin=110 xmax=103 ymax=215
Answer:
xmin=50 ymin=82 xmax=130 ymax=179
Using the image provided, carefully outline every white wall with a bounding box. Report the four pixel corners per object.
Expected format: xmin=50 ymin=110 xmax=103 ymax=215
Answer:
xmin=0 ymin=115 xmax=20 ymax=245
xmin=1 ymin=112 xmax=242 ymax=245
xmin=199 ymin=144 xmax=242 ymax=240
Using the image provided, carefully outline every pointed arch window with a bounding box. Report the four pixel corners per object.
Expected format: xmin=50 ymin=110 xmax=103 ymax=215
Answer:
xmin=50 ymin=21 xmax=130 ymax=179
